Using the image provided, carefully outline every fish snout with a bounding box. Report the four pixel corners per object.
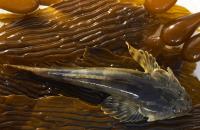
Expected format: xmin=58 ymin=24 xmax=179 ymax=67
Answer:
xmin=172 ymin=97 xmax=192 ymax=115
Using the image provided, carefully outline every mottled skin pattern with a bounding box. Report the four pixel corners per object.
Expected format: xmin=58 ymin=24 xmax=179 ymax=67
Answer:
xmin=4 ymin=43 xmax=192 ymax=123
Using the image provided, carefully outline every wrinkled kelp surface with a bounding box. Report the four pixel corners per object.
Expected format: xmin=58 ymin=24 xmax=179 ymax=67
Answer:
xmin=0 ymin=0 xmax=159 ymax=66
xmin=0 ymin=95 xmax=200 ymax=130
xmin=0 ymin=95 xmax=117 ymax=130
xmin=0 ymin=0 xmax=199 ymax=130
xmin=1 ymin=47 xmax=200 ymax=130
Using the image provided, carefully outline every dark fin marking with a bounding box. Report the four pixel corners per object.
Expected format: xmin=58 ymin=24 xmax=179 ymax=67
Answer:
xmin=101 ymin=96 xmax=145 ymax=123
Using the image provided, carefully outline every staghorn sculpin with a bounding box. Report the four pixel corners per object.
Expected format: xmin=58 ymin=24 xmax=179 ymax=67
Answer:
xmin=4 ymin=43 xmax=192 ymax=123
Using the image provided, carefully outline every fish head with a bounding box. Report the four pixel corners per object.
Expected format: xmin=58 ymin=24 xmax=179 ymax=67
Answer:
xmin=138 ymin=68 xmax=192 ymax=122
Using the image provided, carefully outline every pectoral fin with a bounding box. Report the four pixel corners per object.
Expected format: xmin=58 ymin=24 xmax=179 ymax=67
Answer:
xmin=101 ymin=96 xmax=146 ymax=122
xmin=126 ymin=42 xmax=160 ymax=73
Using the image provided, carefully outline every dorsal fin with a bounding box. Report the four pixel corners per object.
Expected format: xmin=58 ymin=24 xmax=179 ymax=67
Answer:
xmin=101 ymin=96 xmax=146 ymax=122
xmin=126 ymin=42 xmax=160 ymax=73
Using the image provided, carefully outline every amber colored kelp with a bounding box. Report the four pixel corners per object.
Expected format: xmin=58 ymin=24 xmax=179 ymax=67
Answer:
xmin=0 ymin=0 xmax=195 ymax=66
xmin=2 ymin=46 xmax=200 ymax=104
xmin=1 ymin=47 xmax=200 ymax=130
xmin=0 ymin=0 xmax=160 ymax=66
xmin=0 ymin=95 xmax=117 ymax=130
xmin=0 ymin=0 xmax=200 ymax=130
xmin=0 ymin=95 xmax=200 ymax=130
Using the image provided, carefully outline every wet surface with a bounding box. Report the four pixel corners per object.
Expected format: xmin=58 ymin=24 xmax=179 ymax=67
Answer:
xmin=161 ymin=12 xmax=200 ymax=46
xmin=0 ymin=0 xmax=199 ymax=130
xmin=0 ymin=47 xmax=200 ymax=130
xmin=0 ymin=95 xmax=200 ymax=130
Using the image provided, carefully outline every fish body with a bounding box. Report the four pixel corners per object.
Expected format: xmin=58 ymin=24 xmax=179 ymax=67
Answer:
xmin=4 ymin=43 xmax=192 ymax=122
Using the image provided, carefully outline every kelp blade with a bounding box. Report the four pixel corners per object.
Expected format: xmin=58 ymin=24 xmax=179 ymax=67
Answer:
xmin=0 ymin=95 xmax=200 ymax=130
xmin=0 ymin=0 xmax=159 ymax=66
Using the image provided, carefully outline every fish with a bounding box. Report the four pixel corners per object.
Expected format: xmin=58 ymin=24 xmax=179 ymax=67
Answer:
xmin=4 ymin=43 xmax=192 ymax=123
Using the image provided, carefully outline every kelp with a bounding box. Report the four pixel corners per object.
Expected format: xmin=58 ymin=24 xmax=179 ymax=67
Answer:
xmin=0 ymin=0 xmax=194 ymax=66
xmin=0 ymin=36 xmax=200 ymax=130
xmin=0 ymin=95 xmax=200 ymax=130
xmin=0 ymin=95 xmax=117 ymax=130
xmin=119 ymin=0 xmax=144 ymax=6
xmin=0 ymin=0 xmax=199 ymax=130
xmin=0 ymin=0 xmax=159 ymax=66
xmin=119 ymin=0 xmax=191 ymax=20
xmin=177 ymin=62 xmax=200 ymax=105
xmin=156 ymin=5 xmax=191 ymax=21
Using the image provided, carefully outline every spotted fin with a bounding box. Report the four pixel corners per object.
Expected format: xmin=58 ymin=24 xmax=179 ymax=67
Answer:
xmin=101 ymin=96 xmax=145 ymax=122
xmin=126 ymin=42 xmax=160 ymax=73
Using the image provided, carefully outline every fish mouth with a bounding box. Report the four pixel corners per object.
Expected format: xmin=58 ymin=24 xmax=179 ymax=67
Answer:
xmin=140 ymin=106 xmax=192 ymax=122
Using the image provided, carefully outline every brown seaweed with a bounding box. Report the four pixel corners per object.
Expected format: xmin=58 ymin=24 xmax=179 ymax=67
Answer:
xmin=0 ymin=95 xmax=200 ymax=130
xmin=1 ymin=46 xmax=200 ymax=106
xmin=0 ymin=0 xmax=159 ymax=66
xmin=0 ymin=39 xmax=199 ymax=130
xmin=0 ymin=95 xmax=117 ymax=130
xmin=0 ymin=0 xmax=199 ymax=129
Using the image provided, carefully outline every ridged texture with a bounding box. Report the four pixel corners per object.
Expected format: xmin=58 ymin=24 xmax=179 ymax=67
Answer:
xmin=0 ymin=95 xmax=118 ymax=130
xmin=0 ymin=74 xmax=56 ymax=98
xmin=0 ymin=47 xmax=200 ymax=105
xmin=0 ymin=95 xmax=200 ymax=130
xmin=177 ymin=62 xmax=200 ymax=105
xmin=0 ymin=1 xmax=199 ymax=130
xmin=0 ymin=69 xmax=68 ymax=98
xmin=0 ymin=41 xmax=199 ymax=129
xmin=0 ymin=0 xmax=159 ymax=66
